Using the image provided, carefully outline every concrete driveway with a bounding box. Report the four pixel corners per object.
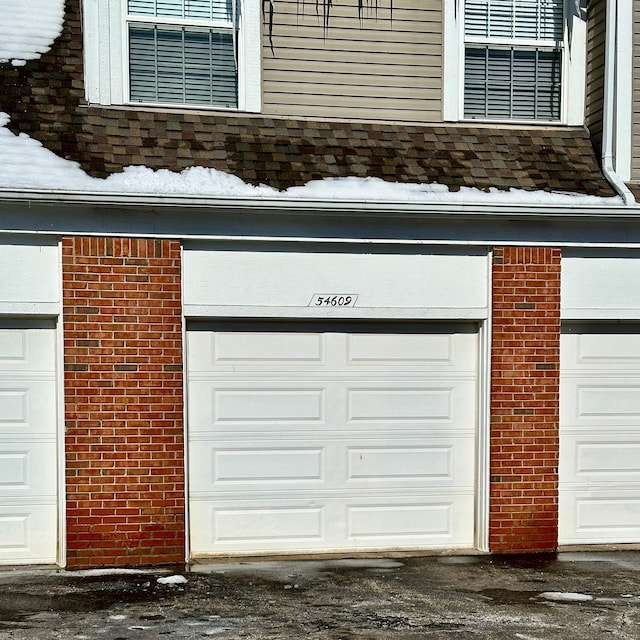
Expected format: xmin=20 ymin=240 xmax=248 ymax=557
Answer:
xmin=1 ymin=552 xmax=640 ymax=639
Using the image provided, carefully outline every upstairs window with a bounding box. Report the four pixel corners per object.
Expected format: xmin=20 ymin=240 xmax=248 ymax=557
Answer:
xmin=464 ymin=0 xmax=562 ymax=120
xmin=127 ymin=0 xmax=239 ymax=107
xmin=83 ymin=0 xmax=261 ymax=112
xmin=444 ymin=0 xmax=586 ymax=124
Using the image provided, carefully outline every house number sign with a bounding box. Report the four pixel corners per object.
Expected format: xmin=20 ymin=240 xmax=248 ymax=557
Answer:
xmin=309 ymin=294 xmax=358 ymax=307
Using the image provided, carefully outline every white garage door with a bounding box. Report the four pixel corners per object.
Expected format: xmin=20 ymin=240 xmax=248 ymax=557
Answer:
xmin=188 ymin=323 xmax=477 ymax=556
xmin=0 ymin=325 xmax=58 ymax=564
xmin=560 ymin=328 xmax=640 ymax=545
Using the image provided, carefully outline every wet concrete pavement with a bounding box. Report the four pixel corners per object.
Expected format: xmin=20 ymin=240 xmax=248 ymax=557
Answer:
xmin=2 ymin=552 xmax=640 ymax=639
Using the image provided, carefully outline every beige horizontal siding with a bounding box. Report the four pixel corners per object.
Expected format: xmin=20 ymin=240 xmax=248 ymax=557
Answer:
xmin=261 ymin=0 xmax=443 ymax=123
xmin=585 ymin=0 xmax=605 ymax=154
xmin=266 ymin=71 xmax=440 ymax=90
xmin=263 ymin=102 xmax=442 ymax=121
xmin=265 ymin=49 xmax=440 ymax=67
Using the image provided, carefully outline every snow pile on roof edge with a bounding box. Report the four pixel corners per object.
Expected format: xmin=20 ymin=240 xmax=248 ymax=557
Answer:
xmin=0 ymin=112 xmax=624 ymax=205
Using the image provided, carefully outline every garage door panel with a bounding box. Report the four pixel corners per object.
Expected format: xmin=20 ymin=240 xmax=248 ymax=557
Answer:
xmin=0 ymin=504 xmax=58 ymax=563
xmin=0 ymin=443 xmax=57 ymax=497
xmin=214 ymin=388 xmax=326 ymax=424
xmin=0 ymin=327 xmax=58 ymax=565
xmin=560 ymin=330 xmax=640 ymax=544
xmin=0 ymin=329 xmax=55 ymax=371
xmin=347 ymin=503 xmax=455 ymax=540
xmin=190 ymin=494 xmax=474 ymax=554
xmin=564 ymin=333 xmax=640 ymax=369
xmin=189 ymin=331 xmax=328 ymax=371
xmin=347 ymin=333 xmax=456 ymax=365
xmin=188 ymin=326 xmax=477 ymax=554
xmin=189 ymin=330 xmax=477 ymax=373
xmin=190 ymin=380 xmax=475 ymax=432
xmin=348 ymin=387 xmax=451 ymax=423
xmin=560 ymin=492 xmax=640 ymax=544
xmin=189 ymin=383 xmax=326 ymax=430
xmin=561 ymin=381 xmax=640 ymax=421
xmin=193 ymin=445 xmax=326 ymax=486
xmin=561 ymin=437 xmax=640 ymax=482
xmin=345 ymin=439 xmax=474 ymax=486
xmin=0 ymin=381 xmax=56 ymax=433
xmin=190 ymin=437 xmax=474 ymax=494
xmin=212 ymin=332 xmax=326 ymax=365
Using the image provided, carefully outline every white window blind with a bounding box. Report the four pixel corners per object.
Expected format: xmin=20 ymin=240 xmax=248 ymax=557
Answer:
xmin=464 ymin=0 xmax=563 ymax=40
xmin=463 ymin=0 xmax=563 ymax=121
xmin=128 ymin=0 xmax=234 ymax=23
xmin=127 ymin=0 xmax=239 ymax=107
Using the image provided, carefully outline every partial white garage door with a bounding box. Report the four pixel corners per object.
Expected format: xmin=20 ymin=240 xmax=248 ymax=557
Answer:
xmin=0 ymin=325 xmax=58 ymax=564
xmin=188 ymin=323 xmax=477 ymax=556
xmin=560 ymin=327 xmax=640 ymax=545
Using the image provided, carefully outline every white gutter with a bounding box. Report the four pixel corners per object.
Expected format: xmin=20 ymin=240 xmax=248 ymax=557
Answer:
xmin=0 ymin=188 xmax=632 ymax=217
xmin=603 ymin=0 xmax=636 ymax=206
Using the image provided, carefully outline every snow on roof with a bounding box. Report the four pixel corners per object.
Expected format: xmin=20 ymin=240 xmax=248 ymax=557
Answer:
xmin=0 ymin=112 xmax=624 ymax=205
xmin=0 ymin=0 xmax=65 ymax=64
xmin=0 ymin=0 xmax=625 ymax=207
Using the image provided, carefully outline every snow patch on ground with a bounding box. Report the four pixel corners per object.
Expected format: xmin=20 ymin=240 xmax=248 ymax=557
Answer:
xmin=157 ymin=574 xmax=188 ymax=585
xmin=0 ymin=1 xmax=65 ymax=63
xmin=539 ymin=592 xmax=594 ymax=603
xmin=66 ymin=568 xmax=156 ymax=577
xmin=0 ymin=112 xmax=625 ymax=205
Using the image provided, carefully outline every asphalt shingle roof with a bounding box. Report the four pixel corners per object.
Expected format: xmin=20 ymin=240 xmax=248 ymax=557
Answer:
xmin=78 ymin=110 xmax=615 ymax=197
xmin=0 ymin=0 xmax=615 ymax=199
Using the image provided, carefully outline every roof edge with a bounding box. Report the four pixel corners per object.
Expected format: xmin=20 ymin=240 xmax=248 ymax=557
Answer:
xmin=0 ymin=188 xmax=634 ymax=219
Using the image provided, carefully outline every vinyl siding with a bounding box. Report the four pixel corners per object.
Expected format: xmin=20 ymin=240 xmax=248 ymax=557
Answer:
xmin=260 ymin=0 xmax=443 ymax=122
xmin=634 ymin=0 xmax=640 ymax=179
xmin=585 ymin=0 xmax=605 ymax=156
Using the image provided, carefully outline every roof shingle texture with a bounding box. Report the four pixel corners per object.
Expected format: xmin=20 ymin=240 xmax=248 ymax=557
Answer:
xmin=0 ymin=0 xmax=614 ymax=198
xmin=78 ymin=110 xmax=614 ymax=196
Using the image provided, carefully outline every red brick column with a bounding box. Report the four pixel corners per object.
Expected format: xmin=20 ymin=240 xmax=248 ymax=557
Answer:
xmin=490 ymin=247 xmax=561 ymax=553
xmin=62 ymin=237 xmax=185 ymax=568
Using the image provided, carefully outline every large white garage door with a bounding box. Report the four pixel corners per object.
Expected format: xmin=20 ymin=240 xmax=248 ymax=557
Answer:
xmin=0 ymin=325 xmax=58 ymax=564
xmin=188 ymin=323 xmax=477 ymax=556
xmin=560 ymin=328 xmax=640 ymax=545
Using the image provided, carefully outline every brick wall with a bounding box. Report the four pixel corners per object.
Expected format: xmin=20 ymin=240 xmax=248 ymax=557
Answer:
xmin=490 ymin=247 xmax=561 ymax=553
xmin=62 ymin=237 xmax=185 ymax=568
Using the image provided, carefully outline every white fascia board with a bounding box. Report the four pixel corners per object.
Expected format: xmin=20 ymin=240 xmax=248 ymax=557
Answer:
xmin=442 ymin=0 xmax=461 ymax=121
xmin=565 ymin=1 xmax=587 ymax=126
xmin=239 ymin=0 xmax=261 ymax=113
xmin=82 ymin=0 xmax=102 ymax=103
xmin=614 ymin=0 xmax=633 ymax=181
xmin=83 ymin=0 xmax=124 ymax=105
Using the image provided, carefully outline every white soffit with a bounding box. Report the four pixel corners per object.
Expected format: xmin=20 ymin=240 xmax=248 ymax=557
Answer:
xmin=183 ymin=249 xmax=489 ymax=319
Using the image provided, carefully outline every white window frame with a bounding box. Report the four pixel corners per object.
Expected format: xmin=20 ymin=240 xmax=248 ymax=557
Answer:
xmin=443 ymin=0 xmax=585 ymax=125
xmin=82 ymin=0 xmax=261 ymax=112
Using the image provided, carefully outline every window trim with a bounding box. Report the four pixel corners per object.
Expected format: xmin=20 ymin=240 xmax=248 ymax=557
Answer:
xmin=443 ymin=0 xmax=585 ymax=125
xmin=82 ymin=0 xmax=261 ymax=112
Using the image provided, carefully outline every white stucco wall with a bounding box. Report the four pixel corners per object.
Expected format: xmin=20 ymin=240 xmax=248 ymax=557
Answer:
xmin=0 ymin=239 xmax=60 ymax=315
xmin=183 ymin=248 xmax=489 ymax=319
xmin=562 ymin=255 xmax=640 ymax=319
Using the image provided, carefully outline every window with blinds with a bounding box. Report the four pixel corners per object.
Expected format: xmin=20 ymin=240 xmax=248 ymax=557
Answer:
xmin=463 ymin=0 xmax=563 ymax=121
xmin=127 ymin=0 xmax=239 ymax=108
